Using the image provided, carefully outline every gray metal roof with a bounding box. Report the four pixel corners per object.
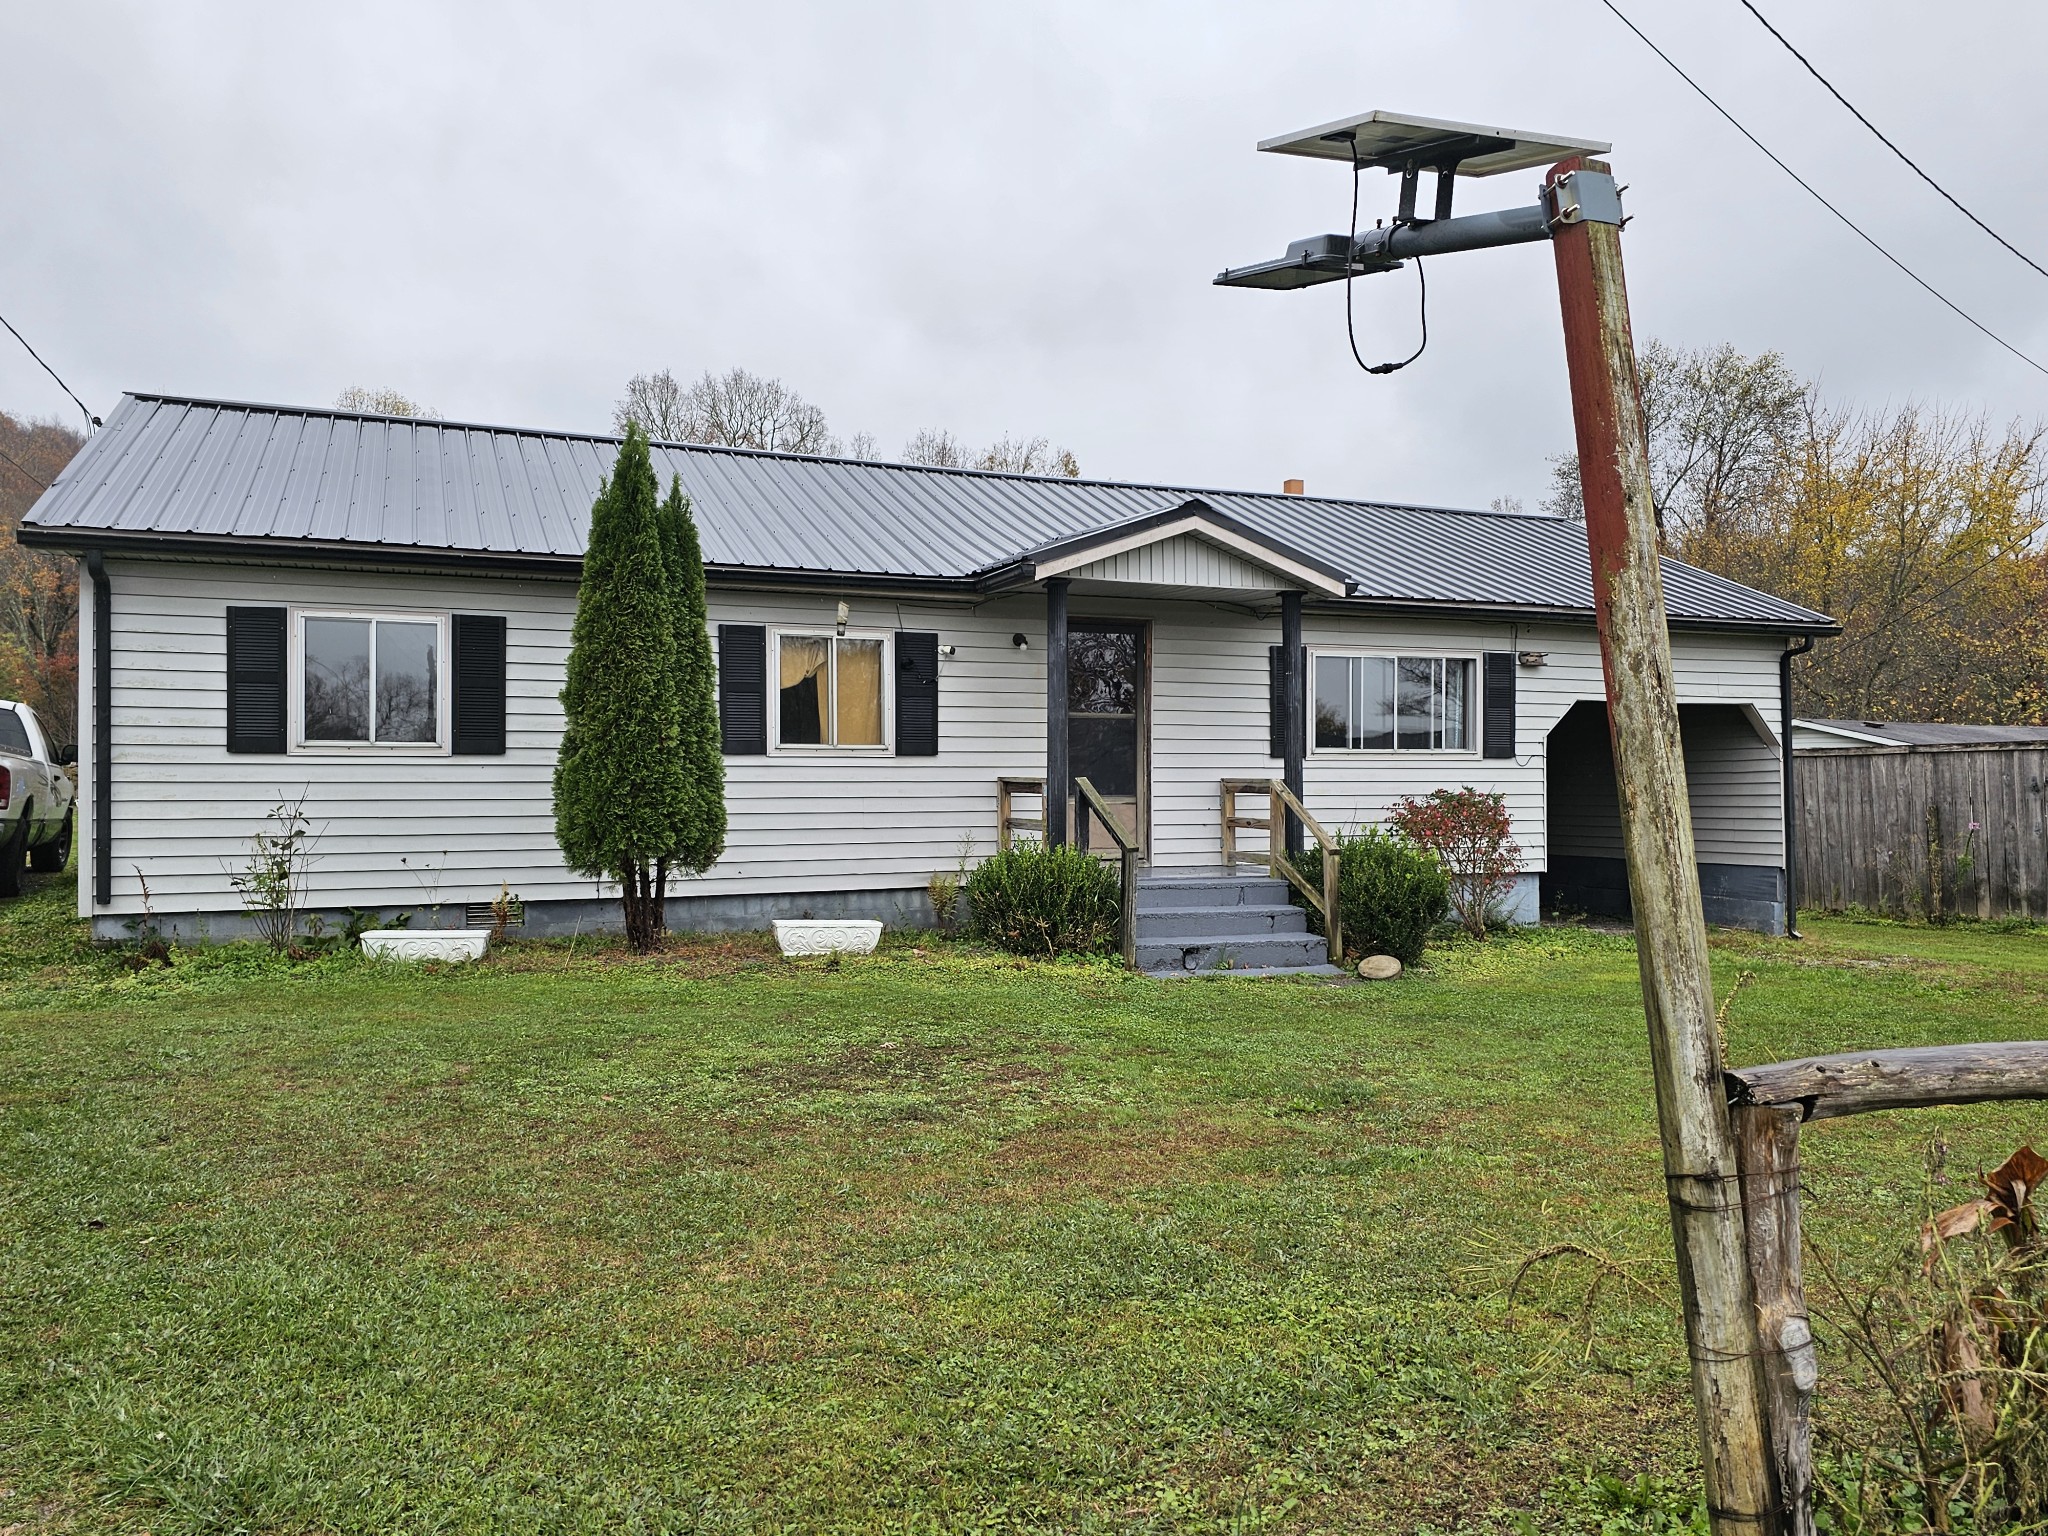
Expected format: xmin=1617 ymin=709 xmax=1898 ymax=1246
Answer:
xmin=1801 ymin=719 xmax=2048 ymax=747
xmin=21 ymin=392 xmax=1835 ymax=631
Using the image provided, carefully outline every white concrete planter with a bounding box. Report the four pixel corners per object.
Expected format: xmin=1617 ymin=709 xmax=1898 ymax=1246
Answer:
xmin=772 ymin=919 xmax=883 ymax=957
xmin=360 ymin=930 xmax=490 ymax=963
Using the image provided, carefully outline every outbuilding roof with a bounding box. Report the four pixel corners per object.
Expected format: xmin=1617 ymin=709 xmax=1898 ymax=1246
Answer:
xmin=1797 ymin=719 xmax=2048 ymax=748
xmin=20 ymin=392 xmax=1836 ymax=632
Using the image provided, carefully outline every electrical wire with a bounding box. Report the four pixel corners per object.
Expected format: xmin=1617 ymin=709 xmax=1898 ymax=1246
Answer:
xmin=1599 ymin=0 xmax=2048 ymax=381
xmin=0 ymin=311 xmax=97 ymax=432
xmin=1736 ymin=0 xmax=2048 ymax=281
xmin=1344 ymin=142 xmax=1429 ymax=376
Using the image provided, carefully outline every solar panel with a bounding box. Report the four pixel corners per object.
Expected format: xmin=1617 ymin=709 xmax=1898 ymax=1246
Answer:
xmin=1257 ymin=109 xmax=1609 ymax=177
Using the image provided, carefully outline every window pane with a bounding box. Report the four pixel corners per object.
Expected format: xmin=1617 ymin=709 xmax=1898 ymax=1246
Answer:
xmin=0 ymin=709 xmax=29 ymax=757
xmin=835 ymin=638 xmax=884 ymax=746
xmin=1357 ymin=657 xmax=1395 ymax=750
xmin=1442 ymin=658 xmax=1472 ymax=750
xmin=375 ymin=621 xmax=438 ymax=743
xmin=1396 ymin=657 xmax=1436 ymax=750
xmin=304 ymin=618 xmax=371 ymax=741
xmin=1069 ymin=629 xmax=1140 ymax=714
xmin=778 ymin=635 xmax=829 ymax=745
xmin=1313 ymin=655 xmax=1350 ymax=750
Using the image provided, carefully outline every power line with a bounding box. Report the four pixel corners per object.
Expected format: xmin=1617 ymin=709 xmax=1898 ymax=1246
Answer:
xmin=0 ymin=311 xmax=97 ymax=432
xmin=1735 ymin=0 xmax=2048 ymax=282
xmin=1598 ymin=0 xmax=2048 ymax=382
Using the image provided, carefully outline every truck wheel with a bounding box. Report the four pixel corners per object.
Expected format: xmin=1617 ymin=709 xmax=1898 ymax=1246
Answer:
xmin=29 ymin=806 xmax=72 ymax=873
xmin=0 ymin=807 xmax=28 ymax=898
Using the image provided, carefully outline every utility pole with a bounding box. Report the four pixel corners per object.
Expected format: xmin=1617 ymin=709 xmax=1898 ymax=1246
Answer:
xmin=1214 ymin=115 xmax=1781 ymax=1532
xmin=1547 ymin=157 xmax=1777 ymax=1533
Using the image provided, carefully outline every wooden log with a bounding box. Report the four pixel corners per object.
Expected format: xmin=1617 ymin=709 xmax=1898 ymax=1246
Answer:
xmin=1735 ymin=1104 xmax=1815 ymax=1536
xmin=1550 ymin=155 xmax=1777 ymax=1533
xmin=1728 ymin=1041 xmax=2048 ymax=1121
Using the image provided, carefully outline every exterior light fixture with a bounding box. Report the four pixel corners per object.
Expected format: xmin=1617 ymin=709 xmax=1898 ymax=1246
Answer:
xmin=1011 ymin=633 xmax=1029 ymax=650
xmin=1518 ymin=650 xmax=1548 ymax=668
xmin=835 ymin=600 xmax=850 ymax=636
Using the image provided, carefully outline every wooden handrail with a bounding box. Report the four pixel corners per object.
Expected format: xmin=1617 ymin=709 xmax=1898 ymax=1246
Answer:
xmin=1218 ymin=777 xmax=1341 ymax=966
xmin=1074 ymin=775 xmax=1139 ymax=971
xmin=997 ymin=776 xmax=1045 ymax=851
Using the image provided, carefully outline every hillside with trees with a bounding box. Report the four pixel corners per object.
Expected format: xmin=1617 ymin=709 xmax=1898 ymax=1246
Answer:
xmin=0 ymin=410 xmax=85 ymax=742
xmin=1545 ymin=341 xmax=2047 ymax=725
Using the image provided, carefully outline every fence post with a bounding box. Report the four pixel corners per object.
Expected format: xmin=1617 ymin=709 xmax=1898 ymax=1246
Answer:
xmin=1734 ymin=1103 xmax=1816 ymax=1536
xmin=1121 ymin=843 xmax=1139 ymax=971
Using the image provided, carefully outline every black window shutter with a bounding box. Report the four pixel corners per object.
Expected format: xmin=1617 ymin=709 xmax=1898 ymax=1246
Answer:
xmin=1482 ymin=651 xmax=1516 ymax=759
xmin=225 ymin=606 xmax=287 ymax=753
xmin=1267 ymin=644 xmax=1304 ymax=759
xmin=894 ymin=631 xmax=939 ymax=756
xmin=451 ymin=614 xmax=508 ymax=755
xmin=718 ymin=624 xmax=767 ymax=755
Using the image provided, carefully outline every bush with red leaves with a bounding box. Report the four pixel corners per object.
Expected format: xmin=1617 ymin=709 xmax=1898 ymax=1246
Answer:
xmin=1386 ymin=787 xmax=1523 ymax=938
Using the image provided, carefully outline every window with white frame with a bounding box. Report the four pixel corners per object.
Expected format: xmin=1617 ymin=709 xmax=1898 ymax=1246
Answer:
xmin=296 ymin=611 xmax=447 ymax=749
xmin=775 ymin=632 xmax=888 ymax=749
xmin=1312 ymin=653 xmax=1474 ymax=752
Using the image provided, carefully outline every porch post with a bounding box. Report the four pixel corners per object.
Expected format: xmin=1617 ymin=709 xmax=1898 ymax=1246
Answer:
xmin=1280 ymin=590 xmax=1304 ymax=855
xmin=1045 ymin=578 xmax=1070 ymax=846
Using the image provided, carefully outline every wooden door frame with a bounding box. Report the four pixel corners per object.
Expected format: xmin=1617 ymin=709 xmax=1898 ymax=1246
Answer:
xmin=1067 ymin=617 xmax=1151 ymax=862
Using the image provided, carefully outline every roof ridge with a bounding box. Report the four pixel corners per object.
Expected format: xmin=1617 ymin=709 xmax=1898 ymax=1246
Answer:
xmin=115 ymin=390 xmax=1569 ymax=521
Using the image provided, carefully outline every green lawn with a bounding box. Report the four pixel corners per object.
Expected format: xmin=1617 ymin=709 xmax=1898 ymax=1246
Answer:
xmin=2 ymin=872 xmax=2045 ymax=1534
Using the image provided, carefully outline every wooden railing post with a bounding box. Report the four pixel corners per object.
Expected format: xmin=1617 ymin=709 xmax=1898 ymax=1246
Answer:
xmin=1734 ymin=1104 xmax=1815 ymax=1536
xmin=1269 ymin=783 xmax=1286 ymax=884
xmin=1221 ymin=781 xmax=1237 ymax=868
xmin=998 ymin=778 xmax=1014 ymax=852
xmin=1322 ymin=843 xmax=1342 ymax=967
xmin=1075 ymin=775 xmax=1141 ymax=971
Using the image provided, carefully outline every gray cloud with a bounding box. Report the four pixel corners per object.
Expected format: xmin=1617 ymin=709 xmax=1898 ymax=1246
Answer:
xmin=3 ymin=0 xmax=2043 ymax=512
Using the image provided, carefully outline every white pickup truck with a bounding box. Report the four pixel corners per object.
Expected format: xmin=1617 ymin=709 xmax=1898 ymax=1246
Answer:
xmin=0 ymin=700 xmax=75 ymax=895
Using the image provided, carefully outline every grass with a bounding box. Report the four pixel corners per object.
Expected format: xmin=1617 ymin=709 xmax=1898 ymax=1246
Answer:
xmin=2 ymin=873 xmax=2045 ymax=1534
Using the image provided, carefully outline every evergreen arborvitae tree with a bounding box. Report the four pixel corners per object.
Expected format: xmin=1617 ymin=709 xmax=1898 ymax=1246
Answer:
xmin=657 ymin=476 xmax=727 ymax=877
xmin=553 ymin=424 xmax=686 ymax=951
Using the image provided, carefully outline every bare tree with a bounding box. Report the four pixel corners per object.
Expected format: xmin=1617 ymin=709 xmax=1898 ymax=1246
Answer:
xmin=1542 ymin=340 xmax=1803 ymax=537
xmin=614 ymin=368 xmax=835 ymax=454
xmin=334 ymin=386 xmax=441 ymax=419
xmin=611 ymin=370 xmax=692 ymax=441
xmin=902 ymin=429 xmax=1081 ymax=477
xmin=900 ymin=429 xmax=966 ymax=468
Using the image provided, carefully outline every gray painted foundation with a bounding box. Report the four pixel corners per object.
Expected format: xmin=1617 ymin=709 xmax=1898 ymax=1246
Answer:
xmin=91 ymin=885 xmax=941 ymax=944
xmin=1542 ymin=856 xmax=1788 ymax=936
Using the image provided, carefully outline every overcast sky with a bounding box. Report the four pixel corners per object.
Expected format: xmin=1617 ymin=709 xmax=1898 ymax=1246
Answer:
xmin=3 ymin=1 xmax=2044 ymax=513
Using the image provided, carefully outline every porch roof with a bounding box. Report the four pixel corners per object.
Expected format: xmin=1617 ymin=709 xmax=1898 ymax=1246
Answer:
xmin=20 ymin=392 xmax=1838 ymax=633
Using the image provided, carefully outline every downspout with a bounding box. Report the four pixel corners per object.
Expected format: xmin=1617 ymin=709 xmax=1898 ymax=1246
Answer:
xmin=1780 ymin=634 xmax=1815 ymax=939
xmin=85 ymin=552 xmax=112 ymax=908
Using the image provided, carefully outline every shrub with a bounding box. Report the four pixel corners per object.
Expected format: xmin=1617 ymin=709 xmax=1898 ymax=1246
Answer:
xmin=1295 ymin=828 xmax=1449 ymax=967
xmin=1387 ymin=787 xmax=1523 ymax=938
xmin=965 ymin=843 xmax=1121 ymax=957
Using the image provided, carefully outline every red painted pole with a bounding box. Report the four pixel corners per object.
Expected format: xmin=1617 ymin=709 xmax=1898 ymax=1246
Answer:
xmin=1547 ymin=156 xmax=1779 ymax=1535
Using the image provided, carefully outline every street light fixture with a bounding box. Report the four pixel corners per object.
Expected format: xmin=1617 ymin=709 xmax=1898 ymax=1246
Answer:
xmin=1212 ymin=111 xmax=1788 ymax=1536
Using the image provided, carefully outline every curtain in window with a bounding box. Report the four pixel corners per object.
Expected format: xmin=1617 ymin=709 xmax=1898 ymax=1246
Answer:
xmin=779 ymin=635 xmax=829 ymax=745
xmin=835 ymin=638 xmax=884 ymax=746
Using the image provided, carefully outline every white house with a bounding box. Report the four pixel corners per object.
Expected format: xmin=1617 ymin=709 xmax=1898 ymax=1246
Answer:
xmin=22 ymin=393 xmax=1836 ymax=965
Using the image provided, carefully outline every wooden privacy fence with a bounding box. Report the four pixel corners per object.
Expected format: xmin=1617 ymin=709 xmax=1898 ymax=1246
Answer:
xmin=1796 ymin=744 xmax=2048 ymax=920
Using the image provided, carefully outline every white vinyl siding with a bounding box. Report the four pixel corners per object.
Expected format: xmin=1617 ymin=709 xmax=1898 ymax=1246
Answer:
xmin=81 ymin=556 xmax=1791 ymax=920
xmin=1066 ymin=534 xmax=1283 ymax=591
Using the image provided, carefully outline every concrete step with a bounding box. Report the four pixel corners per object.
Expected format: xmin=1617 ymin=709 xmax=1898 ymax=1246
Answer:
xmin=1135 ymin=873 xmax=1291 ymax=911
xmin=1135 ymin=903 xmax=1308 ymax=940
xmin=1137 ymin=931 xmax=1332 ymax=974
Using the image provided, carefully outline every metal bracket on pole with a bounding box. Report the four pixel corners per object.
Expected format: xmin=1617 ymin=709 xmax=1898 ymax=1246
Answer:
xmin=1545 ymin=168 xmax=1625 ymax=228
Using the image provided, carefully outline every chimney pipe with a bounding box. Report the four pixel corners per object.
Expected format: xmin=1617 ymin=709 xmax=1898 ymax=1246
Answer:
xmin=1283 ymin=478 xmax=1304 ymax=495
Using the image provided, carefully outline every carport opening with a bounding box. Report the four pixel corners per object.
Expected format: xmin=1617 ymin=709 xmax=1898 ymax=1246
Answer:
xmin=1542 ymin=701 xmax=1788 ymax=935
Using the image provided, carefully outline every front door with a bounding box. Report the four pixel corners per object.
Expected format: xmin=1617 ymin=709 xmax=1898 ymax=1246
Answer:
xmin=1067 ymin=621 xmax=1147 ymax=856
